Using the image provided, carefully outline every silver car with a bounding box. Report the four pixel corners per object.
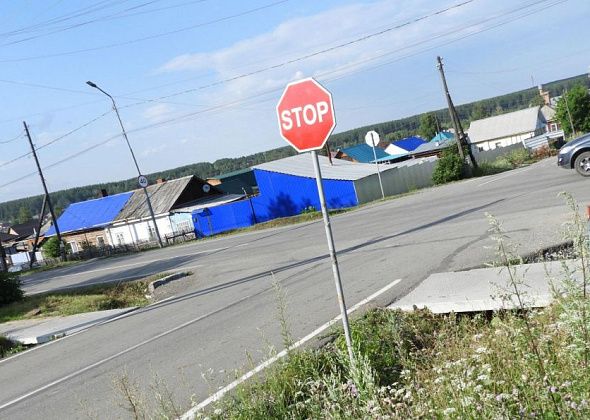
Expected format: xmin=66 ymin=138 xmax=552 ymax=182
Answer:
xmin=557 ymin=133 xmax=590 ymax=176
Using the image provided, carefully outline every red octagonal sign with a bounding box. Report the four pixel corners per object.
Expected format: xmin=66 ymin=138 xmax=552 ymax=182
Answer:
xmin=276 ymin=78 xmax=336 ymax=153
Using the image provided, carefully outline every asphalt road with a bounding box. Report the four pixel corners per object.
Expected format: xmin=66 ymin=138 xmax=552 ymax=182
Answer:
xmin=2 ymin=159 xmax=589 ymax=419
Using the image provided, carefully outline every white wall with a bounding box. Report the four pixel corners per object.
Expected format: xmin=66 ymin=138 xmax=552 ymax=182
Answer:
xmin=107 ymin=214 xmax=174 ymax=246
xmin=472 ymin=131 xmax=537 ymax=151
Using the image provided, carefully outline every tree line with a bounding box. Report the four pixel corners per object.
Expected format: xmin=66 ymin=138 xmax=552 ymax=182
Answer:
xmin=1 ymin=73 xmax=588 ymax=224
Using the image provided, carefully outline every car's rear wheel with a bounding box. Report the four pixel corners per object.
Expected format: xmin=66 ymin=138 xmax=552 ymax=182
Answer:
xmin=574 ymin=151 xmax=590 ymax=177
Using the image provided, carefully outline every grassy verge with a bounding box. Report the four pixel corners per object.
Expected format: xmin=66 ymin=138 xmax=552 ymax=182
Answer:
xmin=205 ymin=294 xmax=589 ymax=419
xmin=0 ymin=280 xmax=152 ymax=324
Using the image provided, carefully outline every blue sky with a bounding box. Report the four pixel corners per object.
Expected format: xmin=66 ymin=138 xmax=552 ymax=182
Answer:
xmin=0 ymin=0 xmax=588 ymax=202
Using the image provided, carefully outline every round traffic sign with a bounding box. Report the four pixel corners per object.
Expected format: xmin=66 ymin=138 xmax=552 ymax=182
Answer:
xmin=276 ymin=78 xmax=336 ymax=153
xmin=138 ymin=175 xmax=149 ymax=188
xmin=365 ymin=130 xmax=380 ymax=147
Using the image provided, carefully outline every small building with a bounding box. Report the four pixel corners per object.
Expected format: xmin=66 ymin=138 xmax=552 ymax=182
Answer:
xmin=430 ymin=131 xmax=454 ymax=143
xmin=45 ymin=192 xmax=133 ymax=253
xmin=192 ymin=154 xmax=437 ymax=236
xmin=467 ymin=106 xmax=555 ymax=151
xmin=410 ymin=138 xmax=455 ymax=158
xmin=335 ymin=143 xmax=392 ymax=163
xmin=206 ymin=168 xmax=257 ymax=195
xmin=109 ymin=175 xmax=223 ymax=246
xmin=385 ymin=136 xmax=427 ymax=155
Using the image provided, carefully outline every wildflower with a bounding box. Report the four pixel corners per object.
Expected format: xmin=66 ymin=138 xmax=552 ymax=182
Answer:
xmin=213 ymin=408 xmax=222 ymax=415
xmin=473 ymin=333 xmax=484 ymax=341
xmin=495 ymin=394 xmax=504 ymax=402
xmin=475 ymin=347 xmax=488 ymax=354
xmin=549 ymin=386 xmax=558 ymax=393
xmin=443 ymin=407 xmax=456 ymax=415
xmin=476 ymin=374 xmax=489 ymax=382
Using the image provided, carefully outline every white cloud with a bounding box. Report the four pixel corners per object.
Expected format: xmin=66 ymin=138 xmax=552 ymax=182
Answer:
xmin=158 ymin=0 xmax=473 ymax=99
xmin=142 ymin=103 xmax=175 ymax=123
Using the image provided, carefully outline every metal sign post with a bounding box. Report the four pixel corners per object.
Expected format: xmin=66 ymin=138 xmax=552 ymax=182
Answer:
xmin=311 ymin=150 xmax=354 ymax=363
xmin=365 ymin=130 xmax=385 ymax=199
xmin=276 ymin=78 xmax=354 ymax=365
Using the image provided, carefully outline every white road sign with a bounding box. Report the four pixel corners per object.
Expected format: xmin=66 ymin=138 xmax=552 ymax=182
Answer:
xmin=138 ymin=175 xmax=149 ymax=188
xmin=365 ymin=130 xmax=380 ymax=147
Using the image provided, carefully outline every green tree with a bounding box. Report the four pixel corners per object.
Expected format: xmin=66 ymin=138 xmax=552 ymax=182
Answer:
xmin=42 ymin=236 xmax=64 ymax=258
xmin=432 ymin=147 xmax=464 ymax=185
xmin=17 ymin=206 xmax=31 ymax=224
xmin=555 ymin=84 xmax=590 ymax=135
xmin=419 ymin=113 xmax=438 ymax=140
xmin=470 ymin=102 xmax=488 ymax=121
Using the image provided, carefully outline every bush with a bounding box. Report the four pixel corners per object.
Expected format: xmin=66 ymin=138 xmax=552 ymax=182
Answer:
xmin=0 ymin=271 xmax=23 ymax=306
xmin=504 ymin=148 xmax=531 ymax=167
xmin=42 ymin=237 xmax=63 ymax=258
xmin=432 ymin=148 xmax=464 ymax=185
xmin=531 ymin=145 xmax=558 ymax=160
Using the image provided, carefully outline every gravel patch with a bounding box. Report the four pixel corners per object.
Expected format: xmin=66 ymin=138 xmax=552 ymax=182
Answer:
xmin=150 ymin=273 xmax=200 ymax=302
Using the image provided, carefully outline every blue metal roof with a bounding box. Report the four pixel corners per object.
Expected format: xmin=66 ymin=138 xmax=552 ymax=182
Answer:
xmin=430 ymin=131 xmax=454 ymax=142
xmin=340 ymin=143 xmax=390 ymax=163
xmin=45 ymin=192 xmax=133 ymax=236
xmin=371 ymin=153 xmax=407 ymax=163
xmin=391 ymin=136 xmax=427 ymax=152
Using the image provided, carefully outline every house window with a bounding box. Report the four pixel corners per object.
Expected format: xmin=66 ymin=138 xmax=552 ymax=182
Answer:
xmin=494 ymin=142 xmax=502 ymax=149
xmin=148 ymin=225 xmax=156 ymax=240
xmin=96 ymin=236 xmax=105 ymax=248
xmin=69 ymin=241 xmax=79 ymax=253
xmin=115 ymin=233 xmax=124 ymax=246
xmin=549 ymin=123 xmax=558 ymax=132
xmin=478 ymin=146 xmax=484 ymax=152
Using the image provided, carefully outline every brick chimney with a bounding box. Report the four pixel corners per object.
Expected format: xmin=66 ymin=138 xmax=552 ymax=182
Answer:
xmin=98 ymin=189 xmax=108 ymax=198
xmin=156 ymin=178 xmax=166 ymax=184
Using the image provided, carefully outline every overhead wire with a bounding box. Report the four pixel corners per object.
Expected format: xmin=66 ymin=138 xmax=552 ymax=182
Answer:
xmin=0 ymin=0 xmax=288 ymax=61
xmin=0 ymin=131 xmax=24 ymax=144
xmin=0 ymin=0 xmax=569 ymax=190
xmin=0 ymin=110 xmax=112 ymax=170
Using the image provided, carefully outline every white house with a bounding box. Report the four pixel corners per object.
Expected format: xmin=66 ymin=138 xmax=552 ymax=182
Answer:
xmin=106 ymin=176 xmax=224 ymax=246
xmin=467 ymin=105 xmax=556 ymax=151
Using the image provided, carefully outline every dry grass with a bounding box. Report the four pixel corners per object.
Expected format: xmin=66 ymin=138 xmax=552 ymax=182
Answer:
xmin=0 ymin=279 xmax=152 ymax=323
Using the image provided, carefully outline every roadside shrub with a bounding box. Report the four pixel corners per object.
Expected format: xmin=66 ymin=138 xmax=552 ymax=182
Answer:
xmin=432 ymin=148 xmax=464 ymax=185
xmin=42 ymin=236 xmax=63 ymax=258
xmin=0 ymin=271 xmax=23 ymax=306
xmin=0 ymin=336 xmax=23 ymax=358
xmin=504 ymin=147 xmax=531 ymax=167
xmin=531 ymin=145 xmax=558 ymax=160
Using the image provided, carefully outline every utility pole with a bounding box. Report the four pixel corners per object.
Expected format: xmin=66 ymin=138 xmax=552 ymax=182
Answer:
xmin=29 ymin=195 xmax=47 ymax=268
xmin=563 ymin=89 xmax=576 ymax=137
xmin=86 ymin=81 xmax=164 ymax=248
xmin=0 ymin=232 xmax=7 ymax=272
xmin=436 ymin=56 xmax=478 ymax=170
xmin=23 ymin=121 xmax=65 ymax=260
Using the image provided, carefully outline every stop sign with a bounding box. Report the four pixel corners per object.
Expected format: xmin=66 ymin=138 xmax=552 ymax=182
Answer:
xmin=276 ymin=78 xmax=336 ymax=152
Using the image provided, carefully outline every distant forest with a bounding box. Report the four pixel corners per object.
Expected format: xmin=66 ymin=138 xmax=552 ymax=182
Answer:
xmin=1 ymin=73 xmax=588 ymax=224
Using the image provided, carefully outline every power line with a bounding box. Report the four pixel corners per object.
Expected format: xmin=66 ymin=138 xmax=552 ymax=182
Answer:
xmin=0 ymin=131 xmax=23 ymax=144
xmin=0 ymin=0 xmax=288 ymax=62
xmin=0 ymin=0 xmax=568 ymax=190
xmin=0 ymin=111 xmax=112 ymax=170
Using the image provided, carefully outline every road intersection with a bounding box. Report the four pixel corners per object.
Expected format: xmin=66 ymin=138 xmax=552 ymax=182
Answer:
xmin=2 ymin=159 xmax=589 ymax=419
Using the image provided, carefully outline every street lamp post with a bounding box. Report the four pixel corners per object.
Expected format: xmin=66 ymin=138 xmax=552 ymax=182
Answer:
xmin=86 ymin=81 xmax=164 ymax=248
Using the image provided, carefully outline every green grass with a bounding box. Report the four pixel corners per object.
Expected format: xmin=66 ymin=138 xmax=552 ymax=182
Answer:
xmin=0 ymin=336 xmax=24 ymax=358
xmin=203 ymin=295 xmax=590 ymax=419
xmin=0 ymin=280 xmax=151 ymax=323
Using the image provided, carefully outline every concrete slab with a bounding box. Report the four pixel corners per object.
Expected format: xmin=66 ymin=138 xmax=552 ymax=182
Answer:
xmin=389 ymin=259 xmax=584 ymax=314
xmin=0 ymin=307 xmax=137 ymax=345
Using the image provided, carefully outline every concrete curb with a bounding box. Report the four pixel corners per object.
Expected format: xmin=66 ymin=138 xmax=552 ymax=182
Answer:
xmin=147 ymin=272 xmax=190 ymax=295
xmin=3 ymin=306 xmax=139 ymax=345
